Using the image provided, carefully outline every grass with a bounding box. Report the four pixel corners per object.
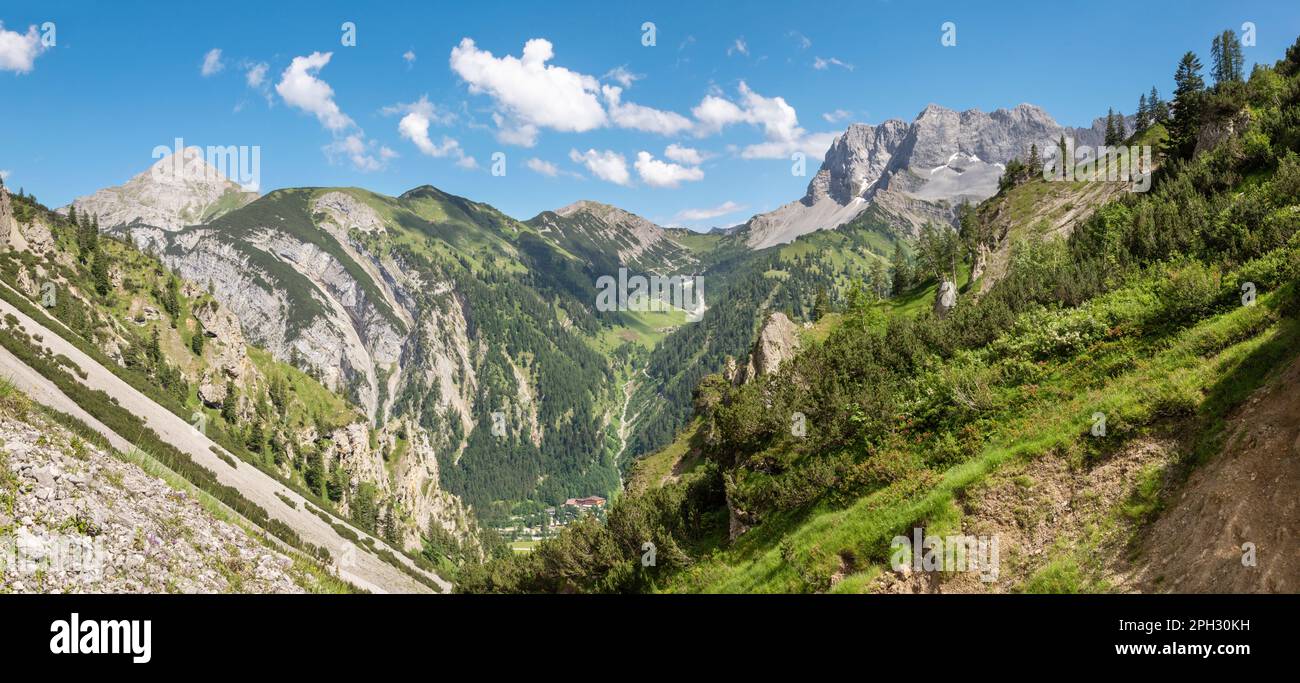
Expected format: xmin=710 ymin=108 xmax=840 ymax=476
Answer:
xmin=625 ymin=419 xmax=702 ymax=494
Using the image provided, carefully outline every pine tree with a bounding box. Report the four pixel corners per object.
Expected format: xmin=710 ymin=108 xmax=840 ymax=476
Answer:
xmin=1169 ymin=51 xmax=1206 ymax=158
xmin=1058 ymin=134 xmax=1069 ymax=177
xmin=91 ymin=249 xmax=111 ymax=296
xmin=1115 ymin=110 xmax=1127 ymax=141
xmin=890 ymin=242 xmax=911 ymax=294
xmin=870 ymin=259 xmax=888 ymax=298
xmin=247 ymin=419 xmax=265 ymax=452
xmin=1104 ymin=108 xmax=1118 ymax=146
xmin=1136 ymin=94 xmax=1149 ymax=132
xmin=1027 ymin=143 xmax=1042 ymax=176
xmin=812 ymin=286 xmax=830 ymax=321
xmin=1211 ymin=29 xmax=1244 ymax=84
xmin=146 ymin=327 xmax=162 ymax=365
xmin=221 ymin=385 xmax=239 ymax=422
xmin=190 ymin=330 xmax=205 ymax=356
xmin=1149 ymin=86 xmax=1168 ymax=123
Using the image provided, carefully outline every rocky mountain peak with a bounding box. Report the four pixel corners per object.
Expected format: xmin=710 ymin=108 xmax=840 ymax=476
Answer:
xmin=742 ymin=102 xmax=1104 ymax=249
xmin=536 ymin=199 xmax=680 ymax=269
xmin=64 ymin=146 xmax=258 ymax=231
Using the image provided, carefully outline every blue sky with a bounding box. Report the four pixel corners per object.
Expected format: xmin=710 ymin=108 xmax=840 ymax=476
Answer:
xmin=2 ymin=0 xmax=1297 ymax=230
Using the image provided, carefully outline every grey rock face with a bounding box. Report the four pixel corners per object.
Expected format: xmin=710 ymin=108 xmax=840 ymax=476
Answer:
xmin=742 ymin=103 xmax=1121 ymax=248
xmin=735 ymin=311 xmax=802 ymax=384
xmin=62 ymin=147 xmax=257 ymax=231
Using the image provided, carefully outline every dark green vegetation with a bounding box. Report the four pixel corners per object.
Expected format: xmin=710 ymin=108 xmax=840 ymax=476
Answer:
xmin=460 ymin=32 xmax=1300 ymax=593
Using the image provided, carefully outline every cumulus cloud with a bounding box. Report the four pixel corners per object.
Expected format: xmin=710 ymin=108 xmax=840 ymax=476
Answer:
xmin=603 ymin=65 xmax=641 ymax=88
xmin=525 ymin=157 xmax=580 ymax=178
xmin=664 ymin=143 xmax=707 ymax=166
xmin=602 ymin=85 xmax=694 ymax=136
xmin=635 ymin=151 xmax=704 ymax=188
xmin=276 ymin=52 xmax=354 ymax=132
xmin=692 ymin=82 xmax=798 ymax=141
xmin=388 ymin=96 xmax=475 ymax=168
xmin=325 ymin=134 xmax=392 ymax=172
xmin=525 ymin=158 xmax=560 ymax=177
xmin=245 ymin=61 xmax=268 ymax=88
xmin=822 ymin=109 xmax=852 ymax=123
xmin=403 ymin=50 xmax=416 ymax=66
xmin=673 ymin=200 xmax=746 ymax=222
xmin=0 ymin=22 xmax=47 ymax=74
xmin=201 ymin=48 xmax=225 ymax=77
xmin=569 ymin=148 xmax=629 ymax=186
xmin=277 ymin=52 xmax=392 ymax=171
xmin=451 ymin=37 xmax=606 ymax=146
xmin=813 ymin=56 xmax=854 ymax=71
xmin=741 ymin=130 xmax=839 ymax=160
xmin=691 ymin=82 xmax=835 ymax=160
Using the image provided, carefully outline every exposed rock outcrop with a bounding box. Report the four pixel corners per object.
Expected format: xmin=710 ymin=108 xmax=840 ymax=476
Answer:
xmin=933 ymin=280 xmax=958 ymax=318
xmin=62 ymin=146 xmax=257 ymax=231
xmin=733 ymin=312 xmax=802 ymax=386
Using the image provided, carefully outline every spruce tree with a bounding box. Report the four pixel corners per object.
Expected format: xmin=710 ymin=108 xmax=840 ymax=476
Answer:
xmin=1136 ymin=93 xmax=1150 ymax=132
xmin=889 ymin=242 xmax=911 ymax=294
xmin=1105 ymin=108 xmax=1117 ymax=146
xmin=92 ymin=249 xmax=111 ymax=296
xmin=1169 ymin=51 xmax=1206 ymax=158
xmin=1212 ymin=29 xmax=1244 ymax=84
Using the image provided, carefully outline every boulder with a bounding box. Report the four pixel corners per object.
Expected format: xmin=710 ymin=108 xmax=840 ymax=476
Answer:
xmin=933 ymin=280 xmax=957 ymax=318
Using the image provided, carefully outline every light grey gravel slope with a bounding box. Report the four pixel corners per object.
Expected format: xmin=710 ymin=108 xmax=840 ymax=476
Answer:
xmin=0 ymin=289 xmax=448 ymax=594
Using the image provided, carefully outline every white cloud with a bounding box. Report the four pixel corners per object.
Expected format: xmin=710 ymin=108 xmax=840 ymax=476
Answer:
xmin=403 ymin=50 xmax=416 ymax=65
xmin=727 ymin=37 xmax=749 ymax=57
xmin=277 ymin=52 xmax=395 ymax=172
xmin=690 ymin=82 xmax=836 ymax=160
xmin=822 ymin=109 xmax=852 ymax=123
xmin=245 ymin=62 xmax=268 ymax=88
xmin=325 ymin=134 xmax=389 ymax=172
xmin=664 ymin=143 xmax=707 ymax=166
xmin=276 ymin=52 xmax=354 ymax=132
xmin=525 ymin=158 xmax=560 ymax=177
xmin=813 ymin=56 xmax=854 ymax=71
xmin=525 ymin=157 xmax=581 ymax=178
xmin=388 ymin=96 xmax=475 ymax=168
xmin=602 ymin=85 xmax=694 ymax=136
xmin=450 ymin=37 xmax=606 ymax=146
xmin=692 ymin=82 xmax=798 ymax=140
xmin=789 ymin=31 xmax=812 ymax=50
xmin=201 ymin=48 xmax=225 ymax=77
xmin=741 ymin=130 xmax=839 ymax=160
xmin=0 ymin=170 xmax=9 ymax=182
xmin=635 ymin=151 xmax=704 ymax=188
xmin=603 ymin=65 xmax=641 ymax=88
xmin=569 ymin=148 xmax=629 ymax=186
xmin=0 ymin=23 xmax=47 ymax=74
xmin=674 ymin=200 xmax=745 ymax=222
